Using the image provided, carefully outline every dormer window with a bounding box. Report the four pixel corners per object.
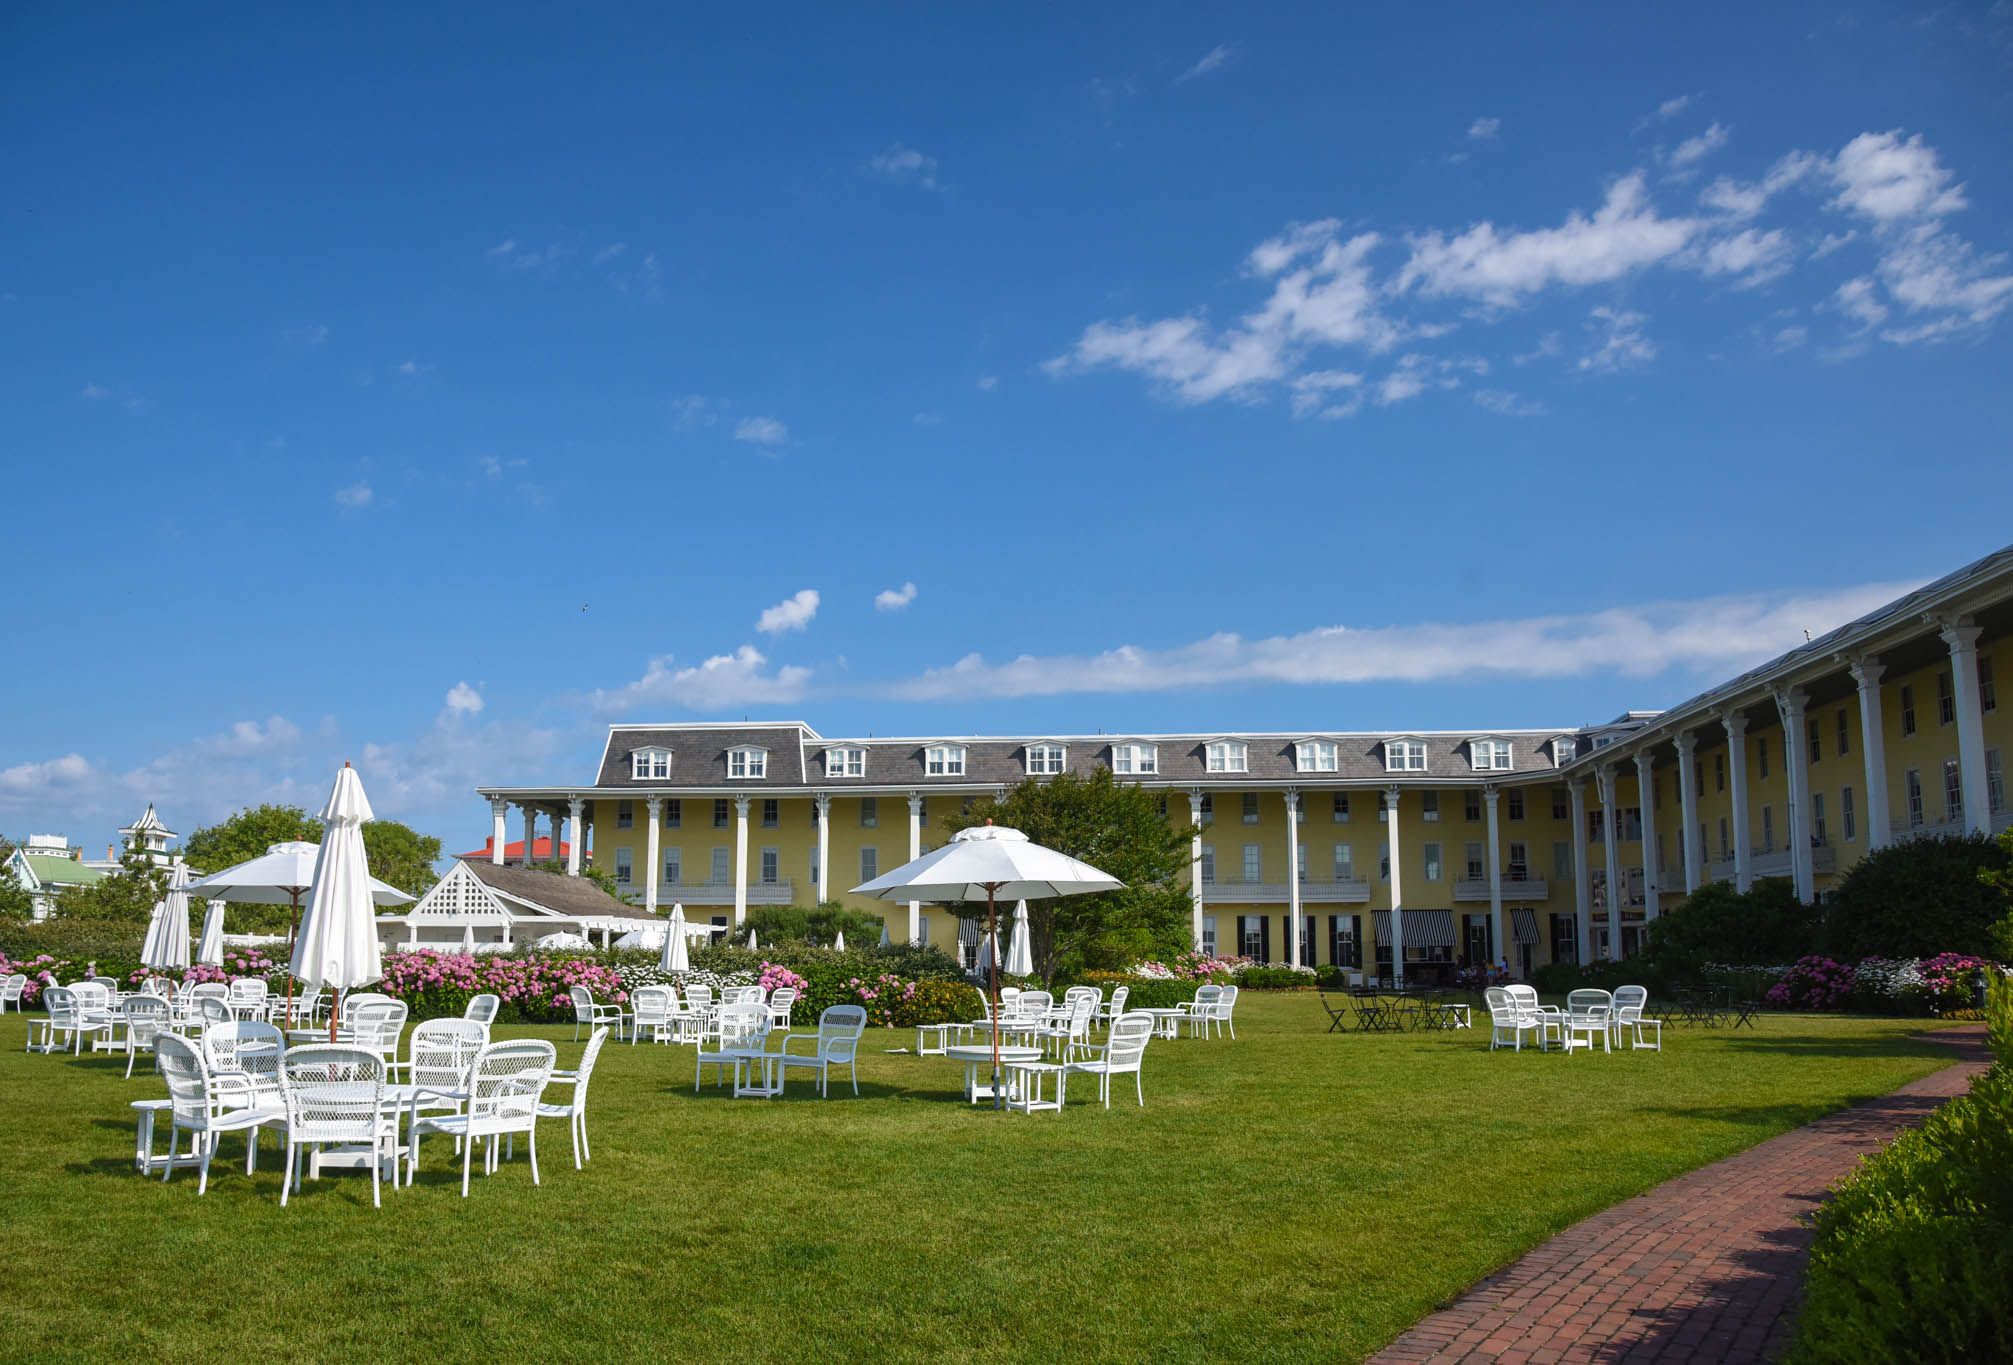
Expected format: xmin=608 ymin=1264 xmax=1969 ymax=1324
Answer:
xmin=1295 ymin=741 xmax=1338 ymax=773
xmin=926 ymin=744 xmax=966 ymax=777
xmin=1206 ymin=741 xmax=1248 ymax=774
xmin=727 ymin=746 xmax=768 ymax=780
xmin=1026 ymin=743 xmax=1066 ymax=776
xmin=826 ymin=746 xmax=865 ymax=778
xmin=1471 ymin=740 xmax=1513 ymax=772
xmin=1112 ymin=742 xmax=1158 ymax=775
xmin=1385 ymin=740 xmax=1427 ymax=773
xmin=631 ymin=747 xmax=671 ymax=780
xmin=1553 ymin=737 xmax=1577 ymax=767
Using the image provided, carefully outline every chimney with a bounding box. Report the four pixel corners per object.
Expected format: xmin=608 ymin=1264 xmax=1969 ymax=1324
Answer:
xmin=107 ymin=843 xmax=116 ymax=861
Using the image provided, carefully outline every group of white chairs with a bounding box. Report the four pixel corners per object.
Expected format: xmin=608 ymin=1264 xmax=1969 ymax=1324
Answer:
xmin=1483 ymin=984 xmax=1664 ymax=1055
xmin=693 ymin=1001 xmax=869 ymax=1098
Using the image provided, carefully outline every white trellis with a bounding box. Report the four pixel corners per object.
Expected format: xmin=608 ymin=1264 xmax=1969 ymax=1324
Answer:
xmin=388 ymin=862 xmax=515 ymax=951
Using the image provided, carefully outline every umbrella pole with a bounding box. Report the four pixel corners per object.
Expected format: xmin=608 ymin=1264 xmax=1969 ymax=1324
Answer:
xmin=284 ymin=888 xmax=301 ymax=1027
xmin=989 ymin=885 xmax=1001 ymax=1112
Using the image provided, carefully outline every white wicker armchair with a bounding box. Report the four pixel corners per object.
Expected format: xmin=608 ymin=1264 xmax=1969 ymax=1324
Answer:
xmin=776 ymin=1005 xmax=868 ymax=1097
xmin=568 ymin=985 xmax=629 ymax=1042
xmin=155 ymin=1033 xmax=285 ymax=1195
xmin=121 ymin=995 xmax=173 ymax=1079
xmin=277 ymin=1045 xmax=397 ymax=1207
xmin=537 ymin=1026 xmax=611 ymax=1167
xmin=407 ymin=1040 xmax=556 ymax=1197
xmin=0 ymin=974 xmax=26 ymax=1014
xmin=1061 ymin=1011 xmax=1156 ymax=1108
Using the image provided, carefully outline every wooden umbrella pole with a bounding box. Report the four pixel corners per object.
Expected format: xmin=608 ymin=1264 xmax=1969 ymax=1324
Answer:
xmin=283 ymin=888 xmax=301 ymax=1027
xmin=988 ymin=885 xmax=1001 ymax=1111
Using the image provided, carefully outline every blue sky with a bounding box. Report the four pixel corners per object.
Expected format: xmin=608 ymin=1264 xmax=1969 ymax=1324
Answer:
xmin=5 ymin=3 xmax=2011 ymax=858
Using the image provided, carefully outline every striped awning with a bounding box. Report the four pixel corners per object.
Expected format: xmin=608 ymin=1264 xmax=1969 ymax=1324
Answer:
xmin=1372 ymin=910 xmax=1456 ymax=948
xmin=1511 ymin=908 xmax=1541 ymax=945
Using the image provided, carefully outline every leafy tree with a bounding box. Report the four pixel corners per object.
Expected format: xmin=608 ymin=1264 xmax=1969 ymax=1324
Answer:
xmin=51 ymin=842 xmax=171 ymax=924
xmin=1978 ymin=827 xmax=2013 ymax=962
xmin=741 ymin=901 xmax=888 ymax=946
xmin=183 ymin=803 xmax=443 ymax=895
xmin=361 ymin=822 xmax=445 ymax=898
xmin=1825 ymin=831 xmax=2012 ymax=961
xmin=937 ymin=769 xmax=1195 ymax=986
xmin=1645 ymin=877 xmax=1817 ymax=978
xmin=0 ymin=852 xmax=33 ymax=922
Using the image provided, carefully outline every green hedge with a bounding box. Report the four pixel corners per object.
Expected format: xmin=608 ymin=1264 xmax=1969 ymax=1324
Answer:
xmin=1787 ymin=976 xmax=2013 ymax=1363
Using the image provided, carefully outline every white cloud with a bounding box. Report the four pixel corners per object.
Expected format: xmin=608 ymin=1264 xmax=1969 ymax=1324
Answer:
xmin=875 ymin=581 xmax=918 ymax=612
xmin=1772 ymin=325 xmax=1808 ymax=352
xmin=671 ymin=395 xmax=717 ymax=430
xmin=1698 ymin=151 xmax=1820 ymax=222
xmin=733 ymin=416 xmax=789 ymax=446
xmin=757 ymin=589 xmax=820 ymax=635
xmin=445 ymin=682 xmax=484 ymax=716
xmin=1468 ymin=116 xmax=1501 ymax=141
xmin=1289 ymin=369 xmax=1364 ymax=419
xmin=592 ymin=243 xmax=627 ymax=265
xmin=592 ymin=645 xmax=812 ymax=715
xmin=1831 ymin=276 xmax=1889 ymax=332
xmin=1652 ymin=94 xmax=1694 ymax=123
xmin=976 ymin=375 xmax=998 ymax=391
xmin=282 ymin=323 xmax=329 ymax=348
xmin=1669 ymin=122 xmax=1731 ymax=169
xmin=333 ymin=482 xmax=373 ymax=509
xmin=1176 ymin=43 xmax=1234 ymax=83
xmin=1826 ymin=130 xmax=1967 ymax=223
xmin=1473 ymin=389 xmax=1546 ymax=417
xmin=1874 ymin=222 xmax=2013 ymax=337
xmin=484 ymin=240 xmax=572 ymax=271
xmin=886 ymin=580 xmax=1920 ymax=702
xmin=202 ymin=717 xmax=302 ymax=757
xmin=1689 ymin=227 xmax=1794 ymax=286
xmin=868 ymin=143 xmax=939 ymax=189
xmin=0 ymin=753 xmax=94 ymax=795
xmin=1578 ymin=307 xmax=1656 ymax=372
xmin=1376 ymin=355 xmax=1434 ymax=406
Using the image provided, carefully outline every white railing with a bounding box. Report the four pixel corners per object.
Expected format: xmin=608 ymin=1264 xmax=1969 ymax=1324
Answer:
xmin=1200 ymin=879 xmax=1372 ymax=904
xmin=1452 ymin=875 xmax=1549 ymax=902
xmin=622 ymin=880 xmax=796 ymax=907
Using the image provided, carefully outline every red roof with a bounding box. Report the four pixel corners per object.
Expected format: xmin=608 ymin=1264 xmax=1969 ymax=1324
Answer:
xmin=455 ymin=835 xmax=571 ymax=863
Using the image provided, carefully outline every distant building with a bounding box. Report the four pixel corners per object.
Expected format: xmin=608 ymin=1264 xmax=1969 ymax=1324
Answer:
xmin=376 ymin=859 xmax=659 ymax=952
xmin=5 ymin=805 xmax=184 ymax=920
xmin=452 ymin=834 xmax=571 ymax=866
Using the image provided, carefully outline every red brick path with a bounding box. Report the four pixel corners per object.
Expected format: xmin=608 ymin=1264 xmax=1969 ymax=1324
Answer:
xmin=1368 ymin=1027 xmax=1991 ymax=1365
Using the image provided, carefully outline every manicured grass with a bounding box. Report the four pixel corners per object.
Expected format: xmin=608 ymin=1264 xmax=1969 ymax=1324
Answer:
xmin=0 ymin=998 xmax=1965 ymax=1363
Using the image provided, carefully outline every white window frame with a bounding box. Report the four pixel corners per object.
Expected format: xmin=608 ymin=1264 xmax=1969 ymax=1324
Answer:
xmin=926 ymin=744 xmax=966 ymax=777
xmin=859 ymin=847 xmax=878 ymax=882
xmin=1241 ymin=793 xmax=1260 ymax=825
xmin=727 ymin=746 xmax=768 ymax=780
xmin=1553 ymin=737 xmax=1576 ymax=767
xmin=760 ymin=846 xmax=779 ymax=885
xmin=1295 ymin=740 xmax=1338 ymax=773
xmin=1332 ymin=793 xmax=1350 ymax=823
xmin=1241 ymin=844 xmax=1262 ymax=883
xmin=1385 ymin=740 xmax=1427 ymax=773
xmin=826 ymin=746 xmax=864 ymax=778
xmin=1112 ymin=742 xmax=1158 ymax=775
xmin=1471 ymin=740 xmax=1513 ymax=772
xmin=663 ymin=847 xmax=681 ymax=886
xmin=1333 ymin=842 xmax=1354 ymax=881
xmin=1199 ymin=844 xmax=1216 ymax=884
xmin=631 ymin=747 xmax=671 ymax=780
xmin=613 ymin=847 xmax=633 ymax=884
xmin=1026 ymin=743 xmax=1067 ymax=776
xmin=1206 ymin=741 xmax=1248 ymax=774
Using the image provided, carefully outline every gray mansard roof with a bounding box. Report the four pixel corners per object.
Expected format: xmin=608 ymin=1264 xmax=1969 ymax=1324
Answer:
xmin=590 ymin=723 xmax=1578 ymax=790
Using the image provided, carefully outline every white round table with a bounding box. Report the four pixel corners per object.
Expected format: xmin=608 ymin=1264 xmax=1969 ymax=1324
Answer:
xmin=944 ymin=1044 xmax=1041 ymax=1104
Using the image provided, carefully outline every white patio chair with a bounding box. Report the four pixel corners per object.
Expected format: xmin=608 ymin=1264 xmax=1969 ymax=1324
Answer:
xmin=1563 ymin=989 xmax=1613 ymax=1054
xmin=342 ymin=1001 xmax=409 ymax=1065
xmin=1483 ymin=988 xmax=1544 ymax=1051
xmin=1061 ymin=985 xmax=1101 ymax=1026
xmin=227 ymin=978 xmax=270 ymax=1020
xmin=1610 ymin=985 xmax=1665 ymax=1052
xmin=70 ymin=982 xmax=118 ymax=1049
xmin=1505 ymin=984 xmax=1565 ymax=1049
xmin=202 ymin=1020 xmax=287 ymax=1105
xmin=121 ymin=995 xmax=173 ymax=1079
xmin=765 ymin=986 xmax=799 ymax=1032
xmin=777 ymin=1005 xmax=868 ymax=1097
xmin=277 ymin=1044 xmax=398 ymax=1207
xmin=464 ymin=993 xmax=501 ymax=1026
xmin=1210 ymin=984 xmax=1240 ymax=1039
xmin=30 ymin=986 xmax=114 ymax=1055
xmin=155 ymin=1033 xmax=285 ymax=1195
xmin=394 ymin=1017 xmax=489 ymax=1084
xmin=1095 ymin=984 xmax=1129 ymax=1031
xmin=84 ymin=975 xmax=119 ymax=994
xmin=0 ymin=974 xmax=26 ymax=1013
xmin=1062 ymin=1011 xmax=1155 ymax=1109
xmin=1178 ymin=985 xmax=1224 ymax=1039
xmin=630 ymin=985 xmax=678 ymax=1044
xmin=695 ymin=1003 xmax=769 ymax=1090
xmin=266 ymin=988 xmax=322 ymax=1030
xmin=1039 ymin=993 xmax=1099 ymax=1060
xmin=407 ymin=1039 xmax=556 ymax=1197
xmin=169 ymin=979 xmax=201 ymax=1029
xmin=196 ymin=996 xmax=234 ymax=1032
xmin=344 ymin=991 xmax=395 ymax=1010
xmin=536 ymin=1026 xmax=610 ymax=1167
xmin=569 ymin=985 xmax=629 ymax=1042
xmin=139 ymin=977 xmax=175 ymax=1001
xmin=722 ymin=985 xmax=765 ymax=1007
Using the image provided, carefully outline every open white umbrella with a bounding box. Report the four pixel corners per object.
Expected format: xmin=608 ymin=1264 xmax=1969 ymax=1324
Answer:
xmin=141 ymin=863 xmax=193 ymax=973
xmin=832 ymin=929 xmax=846 ymax=952
xmin=1005 ymin=900 xmax=1034 ymax=978
xmin=534 ymin=931 xmax=594 ymax=952
xmin=291 ymin=764 xmax=384 ymax=1036
xmin=196 ymin=896 xmax=226 ymax=967
xmin=854 ymin=821 xmax=1122 ymax=1109
xmin=661 ymin=904 xmax=691 ymax=972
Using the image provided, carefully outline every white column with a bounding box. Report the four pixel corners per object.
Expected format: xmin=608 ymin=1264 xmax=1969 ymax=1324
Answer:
xmin=1850 ymin=657 xmax=1893 ymax=850
xmin=521 ymin=804 xmax=536 ymax=868
xmin=815 ymin=794 xmax=831 ymax=904
xmin=1774 ymin=687 xmax=1814 ymax=900
xmin=1633 ymin=752 xmax=1661 ymax=922
xmin=732 ymin=796 xmax=750 ymax=926
xmin=566 ymin=798 xmax=584 ymax=875
xmin=1568 ymin=777 xmax=1591 ymax=964
xmin=1941 ymin=619 xmax=1992 ymax=834
xmin=1385 ymin=787 xmax=1405 ymax=987
xmin=489 ymin=798 xmax=508 ymax=865
xmin=1186 ymin=789 xmax=1206 ymax=951
xmin=1675 ymin=732 xmax=1701 ymax=894
xmin=1483 ymin=786 xmax=1505 ymax=975
xmin=906 ymin=793 xmax=923 ymax=944
xmin=1283 ymin=789 xmax=1302 ymax=968
xmin=644 ymin=798 xmax=662 ymax=913
xmin=1724 ymin=711 xmax=1753 ymax=892
xmin=1597 ymin=764 xmax=1623 ymax=961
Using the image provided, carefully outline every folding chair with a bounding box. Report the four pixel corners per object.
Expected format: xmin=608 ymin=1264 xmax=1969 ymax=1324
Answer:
xmin=1319 ymin=993 xmax=1350 ymax=1034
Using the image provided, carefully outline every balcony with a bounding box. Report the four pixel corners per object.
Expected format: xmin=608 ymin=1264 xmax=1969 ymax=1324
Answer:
xmin=1452 ymin=874 xmax=1549 ymax=903
xmin=1200 ymin=878 xmax=1372 ymax=904
xmin=620 ymin=879 xmax=797 ymax=908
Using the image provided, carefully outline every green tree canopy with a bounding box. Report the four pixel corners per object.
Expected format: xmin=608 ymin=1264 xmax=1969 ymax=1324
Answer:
xmin=741 ymin=901 xmax=888 ymax=947
xmin=1645 ymin=877 xmax=1817 ymax=978
xmin=1825 ymin=831 xmax=2012 ymax=961
xmin=51 ymin=842 xmax=172 ymax=924
xmin=937 ymin=769 xmax=1195 ymax=985
xmin=0 ymin=848 xmax=36 ymax=922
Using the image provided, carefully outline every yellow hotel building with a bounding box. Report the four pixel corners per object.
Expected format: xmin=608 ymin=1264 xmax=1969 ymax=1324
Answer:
xmin=477 ymin=544 xmax=2013 ymax=982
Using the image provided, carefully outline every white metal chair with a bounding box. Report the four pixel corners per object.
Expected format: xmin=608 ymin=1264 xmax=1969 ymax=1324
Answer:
xmin=121 ymin=995 xmax=172 ymax=1079
xmin=537 ymin=1026 xmax=610 ymax=1167
xmin=1563 ymin=989 xmax=1613 ymax=1054
xmin=1484 ymin=988 xmax=1545 ymax=1051
xmin=1062 ymin=1011 xmax=1155 ymax=1109
xmin=1178 ymin=985 xmax=1224 ymax=1038
xmin=1209 ymin=985 xmax=1240 ymax=1040
xmin=1095 ymin=984 xmax=1129 ymax=1031
xmin=568 ymin=985 xmax=629 ymax=1042
xmin=1061 ymin=985 xmax=1101 ymax=1026
xmin=630 ymin=985 xmax=678 ymax=1044
xmin=29 ymin=986 xmax=113 ymax=1055
xmin=464 ymin=993 xmax=500 ymax=1026
xmin=407 ymin=1039 xmax=556 ymax=1197
xmin=1610 ymin=985 xmax=1665 ymax=1052
xmin=777 ymin=1005 xmax=868 ymax=1097
xmin=277 ymin=1044 xmax=398 ymax=1207
xmin=695 ymin=1003 xmax=768 ymax=1090
xmin=1505 ymin=984 xmax=1565 ymax=1049
xmin=765 ymin=986 xmax=799 ymax=1032
xmin=0 ymin=974 xmax=26 ymax=1013
xmin=70 ymin=981 xmax=119 ymax=1050
xmin=155 ymin=1033 xmax=285 ymax=1195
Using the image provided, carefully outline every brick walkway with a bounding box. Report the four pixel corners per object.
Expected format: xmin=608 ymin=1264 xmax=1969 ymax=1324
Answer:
xmin=1369 ymin=1027 xmax=1991 ymax=1365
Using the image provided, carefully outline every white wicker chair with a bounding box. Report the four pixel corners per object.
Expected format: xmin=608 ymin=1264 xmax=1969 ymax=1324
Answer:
xmin=266 ymin=988 xmax=322 ymax=1030
xmin=139 ymin=977 xmax=175 ymax=1001
xmin=568 ymin=985 xmax=629 ymax=1042
xmin=1095 ymin=984 xmax=1129 ymax=1031
xmin=407 ymin=1039 xmax=556 ymax=1197
xmin=1178 ymin=985 xmax=1224 ymax=1039
xmin=121 ymin=995 xmax=173 ymax=1079
xmin=340 ymin=1001 xmax=409 ymax=1064
xmin=776 ymin=1005 xmax=868 ymax=1097
xmin=155 ymin=1033 xmax=285 ymax=1195
xmin=537 ymin=1026 xmax=610 ymax=1167
xmin=765 ymin=986 xmax=799 ymax=1032
xmin=695 ymin=1002 xmax=769 ymax=1090
xmin=30 ymin=986 xmax=113 ymax=1055
xmin=1610 ymin=985 xmax=1665 ymax=1052
xmin=0 ymin=974 xmax=26 ymax=1013
xmin=1484 ymin=987 xmax=1544 ymax=1051
xmin=630 ymin=985 xmax=678 ymax=1044
xmin=1062 ymin=1011 xmax=1155 ymax=1109
xmin=1039 ymin=993 xmax=1099 ymax=1060
xmin=201 ymin=1020 xmax=287 ymax=1105
xmin=464 ymin=993 xmax=501 ymax=1026
xmin=1505 ymin=984 xmax=1565 ymax=1049
xmin=277 ymin=1045 xmax=397 ymax=1208
xmin=1563 ymin=989 xmax=1613 ymax=1054
xmin=395 ymin=1017 xmax=488 ymax=1085
xmin=227 ymin=978 xmax=270 ymax=1020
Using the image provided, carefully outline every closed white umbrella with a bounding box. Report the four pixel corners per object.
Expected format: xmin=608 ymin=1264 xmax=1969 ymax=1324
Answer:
xmin=746 ymin=928 xmax=758 ymax=952
xmin=460 ymin=923 xmax=475 ymax=955
xmin=141 ymin=863 xmax=193 ymax=973
xmin=854 ymin=821 xmax=1122 ymax=1109
xmin=661 ymin=904 xmax=690 ymax=972
xmin=291 ymin=764 xmax=384 ymax=1035
xmin=833 ymin=930 xmax=846 ymax=952
xmin=196 ymin=896 xmax=226 ymax=967
xmin=1005 ymin=900 xmax=1034 ymax=978
xmin=879 ymin=922 xmax=891 ymax=948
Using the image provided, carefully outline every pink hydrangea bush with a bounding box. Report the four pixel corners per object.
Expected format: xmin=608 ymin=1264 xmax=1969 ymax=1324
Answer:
xmin=1768 ymin=955 xmax=1857 ymax=1010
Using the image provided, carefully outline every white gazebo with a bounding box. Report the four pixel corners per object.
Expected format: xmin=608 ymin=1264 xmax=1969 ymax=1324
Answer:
xmin=380 ymin=859 xmax=668 ymax=952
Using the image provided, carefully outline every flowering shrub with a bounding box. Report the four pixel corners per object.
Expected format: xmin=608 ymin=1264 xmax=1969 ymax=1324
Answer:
xmin=1128 ymin=952 xmax=1249 ymax=981
xmin=757 ymin=962 xmax=809 ymax=996
xmin=842 ymin=973 xmax=983 ymax=1027
xmin=1768 ymin=956 xmax=1858 ymax=1010
xmin=375 ymin=951 xmax=627 ymax=1022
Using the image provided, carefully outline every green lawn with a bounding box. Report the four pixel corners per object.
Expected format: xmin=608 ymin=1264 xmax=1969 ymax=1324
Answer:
xmin=0 ymin=997 xmax=1964 ymax=1364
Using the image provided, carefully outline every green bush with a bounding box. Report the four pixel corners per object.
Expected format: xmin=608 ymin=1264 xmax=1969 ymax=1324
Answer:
xmin=0 ymin=919 xmax=147 ymax=969
xmin=1236 ymin=966 xmax=1318 ymax=990
xmin=1788 ymin=975 xmax=2013 ymax=1363
xmin=737 ymin=901 xmax=888 ymax=947
xmin=1645 ymin=878 xmax=1816 ymax=980
xmin=1824 ymin=831 xmax=2011 ymax=962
